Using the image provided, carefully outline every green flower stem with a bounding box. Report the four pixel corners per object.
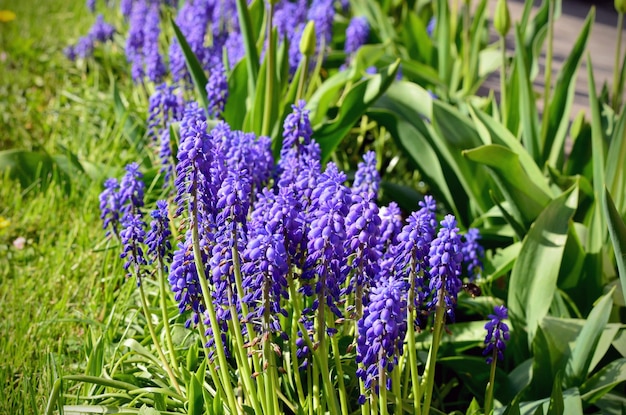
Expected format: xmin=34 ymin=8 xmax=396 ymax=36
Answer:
xmin=329 ymin=320 xmax=349 ymax=415
xmin=392 ymin=363 xmax=402 ymax=415
xmin=484 ymin=348 xmax=498 ymax=415
xmin=406 ymin=263 xmax=422 ymax=415
xmin=262 ymin=274 xmax=280 ymax=414
xmin=312 ymin=359 xmax=321 ymax=413
xmin=462 ymin=0 xmax=472 ymax=94
xmin=406 ymin=309 xmax=421 ymax=413
xmin=379 ymin=354 xmax=388 ymax=415
xmin=613 ymin=12 xmax=624 ymax=110
xmin=190 ymin=213 xmax=239 ymax=412
xmin=286 ymin=270 xmax=306 ymax=405
xmin=261 ymin=3 xmax=276 ymax=137
xmin=157 ymin=258 xmax=179 ymax=378
xmin=360 ymin=375 xmax=371 ymax=415
xmin=230 ymin=241 xmax=267 ymax=405
xmin=137 ymin=280 xmax=182 ymax=395
xmin=196 ymin=320 xmax=228 ymax=401
xmin=286 ymin=273 xmax=323 ymax=413
xmin=540 ymin=0 xmax=555 ymax=147
xmin=315 ymin=294 xmax=341 ymax=414
xmin=296 ymin=55 xmax=311 ymax=102
xmin=421 ymin=287 xmax=447 ymax=415
xmin=500 ymin=35 xmax=508 ymax=127
xmin=305 ymin=38 xmax=327 ymax=100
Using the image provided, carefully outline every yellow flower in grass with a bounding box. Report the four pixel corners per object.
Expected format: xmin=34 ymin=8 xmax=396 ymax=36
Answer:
xmin=0 ymin=216 xmax=9 ymax=230
xmin=0 ymin=10 xmax=16 ymax=22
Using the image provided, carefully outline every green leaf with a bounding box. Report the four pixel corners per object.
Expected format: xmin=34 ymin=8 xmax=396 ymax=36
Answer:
xmin=435 ymin=0 xmax=451 ymax=85
xmin=544 ymin=8 xmax=594 ymax=168
xmin=314 ymin=60 xmax=399 ymax=163
xmin=401 ymin=11 xmax=434 ymax=64
xmin=483 ymin=242 xmax=522 ymax=283
xmin=234 ymin=0 xmax=260 ymax=93
xmin=513 ymin=24 xmax=540 ymax=163
xmin=547 ymin=372 xmax=564 ymax=415
xmin=307 ymin=70 xmax=352 ymax=127
xmin=222 ymin=59 xmax=249 ymax=130
xmin=471 ymin=106 xmax=552 ymax=198
xmin=368 ymin=109 xmax=458 ymax=217
xmin=603 ymin=188 xmax=626 ymax=305
xmin=187 ymin=373 xmax=203 ymax=415
xmin=463 ymin=145 xmax=552 ymax=224
xmin=440 ymin=356 xmax=514 ymax=405
xmin=580 ymin=358 xmax=626 ymax=404
xmin=564 ymin=289 xmax=614 ymax=386
xmin=605 ymin=104 xmax=626 ymax=216
xmin=139 ymin=405 xmax=161 ymax=415
xmin=587 ymin=53 xmax=607 ymax=250
xmin=507 ymin=185 xmax=578 ymax=348
xmin=170 ymin=18 xmax=209 ymax=114
xmin=466 ymin=397 xmax=481 ymax=415
xmin=0 ymin=149 xmax=72 ymax=192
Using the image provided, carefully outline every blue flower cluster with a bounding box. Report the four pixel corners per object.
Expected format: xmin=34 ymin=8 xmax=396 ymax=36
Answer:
xmin=65 ymin=14 xmax=115 ymax=60
xmin=484 ymin=305 xmax=510 ymax=364
xmin=100 ymin=98 xmax=486 ymax=397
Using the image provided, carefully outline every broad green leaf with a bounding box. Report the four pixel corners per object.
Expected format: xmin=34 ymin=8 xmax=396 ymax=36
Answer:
xmin=222 ymin=59 xmax=249 ymax=130
xmin=588 ymin=324 xmax=621 ymax=373
xmin=440 ymin=356 xmax=515 ymax=404
xmin=603 ymin=188 xmax=626 ymax=305
xmin=307 ymin=70 xmax=352 ymax=126
xmin=463 ymin=145 xmax=552 ymax=224
xmin=483 ymin=242 xmax=522 ymax=283
xmin=466 ymin=397 xmax=481 ymax=415
xmin=435 ymin=0 xmax=451 ymax=85
xmin=490 ymin=190 xmax=527 ymax=240
xmin=605 ymin=105 xmax=626 ymax=216
xmin=415 ymin=321 xmax=487 ymax=352
xmin=315 ymin=60 xmax=399 ymax=163
xmin=544 ymin=9 xmax=594 ymax=168
xmin=234 ymin=0 xmax=260 ymax=92
xmin=0 ymin=149 xmax=72 ymax=192
xmin=580 ymin=358 xmax=626 ymax=404
xmin=587 ymin=53 xmax=607 ymax=250
xmin=170 ymin=18 xmax=209 ymax=114
xmin=402 ymin=11 xmax=434 ymax=64
xmin=592 ymin=392 xmax=626 ymax=415
xmin=367 ymin=108 xmax=460 ymax=219
xmin=508 ymin=185 xmax=578 ymax=348
xmin=514 ymin=24 xmax=540 ymax=163
xmin=139 ymin=405 xmax=161 ymax=415
xmin=564 ymin=289 xmax=614 ymax=386
xmin=531 ymin=317 xmax=583 ymax=398
xmin=188 ymin=372 xmax=203 ymax=415
xmin=496 ymin=389 xmax=582 ymax=415
xmin=433 ymin=101 xmax=483 ymax=149
xmin=547 ymin=373 xmax=564 ymax=415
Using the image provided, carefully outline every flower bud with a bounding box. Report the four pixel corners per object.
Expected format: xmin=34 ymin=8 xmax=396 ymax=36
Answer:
xmin=616 ymin=0 xmax=626 ymax=14
xmin=494 ymin=0 xmax=511 ymax=37
xmin=300 ymin=20 xmax=317 ymax=57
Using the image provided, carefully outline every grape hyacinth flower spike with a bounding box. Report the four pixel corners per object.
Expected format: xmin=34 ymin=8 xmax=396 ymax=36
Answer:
xmin=484 ymin=304 xmax=510 ymax=364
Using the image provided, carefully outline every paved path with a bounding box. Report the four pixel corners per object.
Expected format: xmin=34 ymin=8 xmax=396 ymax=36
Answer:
xmin=482 ymin=0 xmax=625 ymax=117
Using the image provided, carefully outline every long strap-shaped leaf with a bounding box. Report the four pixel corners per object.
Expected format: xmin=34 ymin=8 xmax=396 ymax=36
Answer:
xmin=170 ymin=18 xmax=209 ymax=115
xmin=507 ymin=184 xmax=578 ymax=349
xmin=603 ymin=188 xmax=626 ymax=306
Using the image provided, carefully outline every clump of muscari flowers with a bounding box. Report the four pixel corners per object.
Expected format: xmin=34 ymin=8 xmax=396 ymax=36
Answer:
xmin=65 ymin=14 xmax=115 ymax=60
xmin=98 ymin=101 xmax=488 ymax=413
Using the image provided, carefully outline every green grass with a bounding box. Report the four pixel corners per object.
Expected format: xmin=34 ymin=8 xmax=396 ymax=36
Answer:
xmin=0 ymin=1 xmax=143 ymax=413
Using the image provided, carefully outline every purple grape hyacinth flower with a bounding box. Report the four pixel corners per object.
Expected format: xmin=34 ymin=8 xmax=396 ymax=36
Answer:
xmin=206 ymin=62 xmax=228 ymax=118
xmin=120 ymin=212 xmax=147 ymax=284
xmin=352 ymin=150 xmax=379 ymax=199
xmin=484 ymin=305 xmax=510 ymax=364
xmin=427 ymin=214 xmax=464 ymax=321
xmin=356 ymin=276 xmax=408 ymax=403
xmin=99 ymin=178 xmax=121 ymax=237
xmin=145 ymin=200 xmax=172 ymax=268
xmin=345 ymin=16 xmax=369 ymax=55
xmin=462 ymin=227 xmax=484 ymax=280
